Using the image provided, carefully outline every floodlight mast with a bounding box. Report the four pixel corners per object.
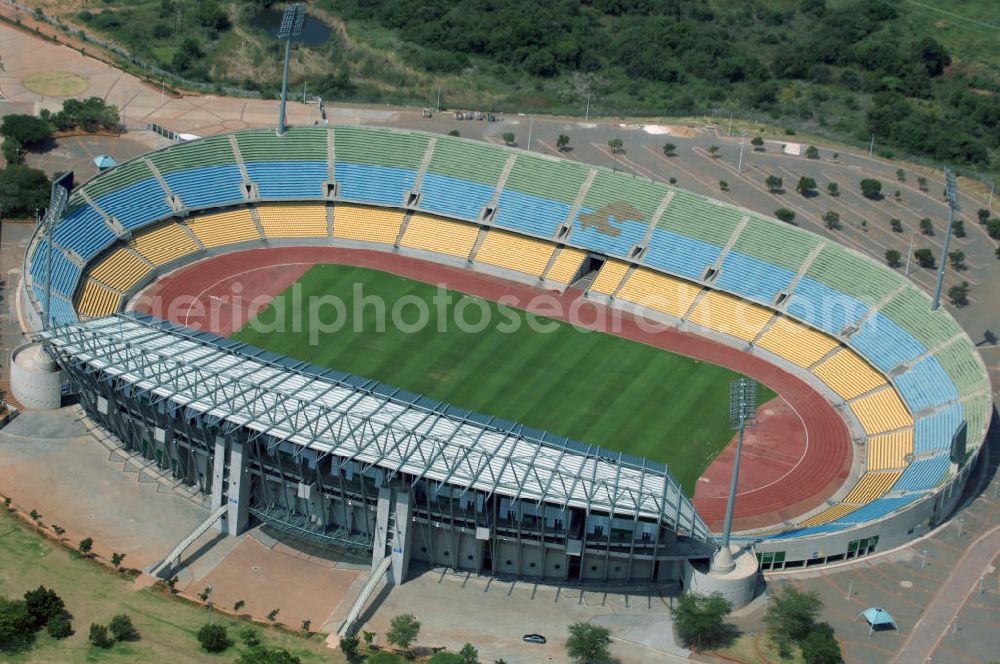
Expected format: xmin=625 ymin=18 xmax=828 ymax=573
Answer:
xmin=931 ymin=168 xmax=960 ymax=311
xmin=277 ymin=4 xmax=305 ymax=136
xmin=711 ymin=377 xmax=758 ymax=573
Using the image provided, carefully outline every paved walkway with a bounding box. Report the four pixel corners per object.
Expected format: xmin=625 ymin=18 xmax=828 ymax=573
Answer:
xmin=892 ymin=524 xmax=1000 ymax=663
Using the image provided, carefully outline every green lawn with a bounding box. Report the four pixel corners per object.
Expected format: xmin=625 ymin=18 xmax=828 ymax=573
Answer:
xmin=0 ymin=509 xmax=339 ymax=663
xmin=232 ymin=265 xmax=774 ymax=492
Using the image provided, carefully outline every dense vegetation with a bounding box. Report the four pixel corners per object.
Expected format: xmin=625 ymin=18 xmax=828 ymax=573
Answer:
xmin=51 ymin=0 xmax=999 ymax=173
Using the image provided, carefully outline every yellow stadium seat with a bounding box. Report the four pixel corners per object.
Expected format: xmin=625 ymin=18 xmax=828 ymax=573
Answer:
xmin=616 ymin=268 xmax=702 ymax=319
xmin=850 ymin=387 xmax=913 ymax=435
xmin=812 ymin=349 xmax=887 ymax=400
xmin=475 ymin=229 xmax=553 ymax=276
xmin=257 ymin=203 xmax=328 ymax=238
xmin=185 ymin=209 xmax=261 ymax=248
xmin=333 ymin=205 xmax=404 ymax=244
xmin=866 ymin=429 xmax=914 ymax=470
xmin=76 ymin=279 xmax=121 ymax=318
xmin=129 ymin=222 xmax=200 ymax=266
xmin=687 ymin=291 xmax=773 ymax=341
xmin=844 ymin=471 xmax=903 ymax=504
xmin=546 ymin=247 xmax=586 ymax=285
xmin=798 ymin=503 xmax=859 ymax=528
xmin=757 ymin=317 xmax=840 ymax=368
xmin=590 ymin=260 xmax=630 ymax=295
xmin=89 ymin=247 xmax=153 ymax=292
xmin=401 ymin=214 xmax=479 ymax=258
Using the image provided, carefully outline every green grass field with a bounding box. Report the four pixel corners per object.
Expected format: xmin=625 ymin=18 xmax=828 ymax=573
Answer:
xmin=232 ymin=265 xmax=774 ymax=492
xmin=0 ymin=509 xmax=338 ymax=663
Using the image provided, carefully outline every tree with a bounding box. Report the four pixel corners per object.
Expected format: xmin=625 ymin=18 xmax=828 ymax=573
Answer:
xmin=608 ymin=137 xmax=624 ymax=153
xmin=51 ymin=525 xmax=65 ymax=537
xmin=822 ymin=211 xmax=840 ymax=230
xmin=240 ymin=627 xmax=261 ymax=647
xmin=89 ymin=623 xmax=114 ymax=649
xmin=885 ymin=249 xmax=901 ymax=268
xmin=668 ymin=177 xmax=677 ymax=185
xmin=719 ymin=180 xmax=729 ymax=191
xmin=236 ymin=646 xmax=303 ymax=664
xmin=266 ymin=608 xmax=280 ymax=622
xmin=556 ymin=134 xmax=570 ymax=151
xmin=796 ymin=176 xmax=817 ymax=196
xmin=986 ymin=218 xmax=1000 ymax=239
xmin=774 ymin=208 xmax=796 ymax=224
xmin=978 ymin=208 xmax=991 ymax=224
xmin=805 ymin=145 xmax=819 ymax=159
xmin=459 ymin=642 xmax=479 ymax=664
xmin=0 ymin=114 xmax=50 ymax=148
xmin=46 ymin=612 xmax=73 ymax=639
xmin=197 ymin=586 xmax=212 ymax=603
xmin=109 ymin=614 xmax=138 ymax=642
xmin=896 ymin=168 xmax=906 ymax=181
xmin=111 ymin=552 xmax=126 ymax=570
xmin=501 ymin=132 xmax=515 ymax=146
xmin=195 ymin=0 xmax=230 ymax=30
xmin=662 ymin=142 xmax=676 ymax=156
xmin=0 ymin=598 xmax=34 ymax=653
xmin=197 ymin=623 xmax=230 ymax=652
xmin=919 ymin=218 xmax=934 ymax=235
xmin=917 ymin=176 xmax=928 ymax=192
xmin=708 ymin=145 xmax=720 ymax=157
xmin=751 ymin=136 xmax=764 ymax=150
xmin=55 ymin=97 xmax=119 ymax=132
xmin=890 ymin=218 xmax=903 ymax=233
xmin=949 ymin=250 xmax=966 ymax=270
xmin=340 ymin=634 xmax=361 ymax=661
xmin=387 ymin=613 xmax=420 ymax=654
xmin=566 ymin=622 xmax=612 ymax=663
xmin=23 ymin=586 xmax=64 ymax=630
xmin=0 ymin=166 xmax=49 ymax=218
xmin=948 ymin=281 xmax=970 ymax=307
xmin=300 ymin=619 xmax=311 ymax=632
xmin=914 ymin=248 xmax=936 ymax=268
xmin=800 ymin=622 xmax=841 ymax=664
xmin=77 ymin=537 xmax=93 ymax=556
xmin=671 ymin=593 xmax=733 ymax=651
xmin=827 ymin=182 xmax=839 ymax=197
xmin=764 ymin=586 xmax=823 ymax=657
xmin=953 ymin=219 xmax=965 ymax=238
xmin=362 ymin=630 xmax=376 ymax=648
xmin=234 ymin=599 xmax=245 ymax=613
xmin=765 ymin=175 xmax=783 ymax=193
xmin=447 ymin=129 xmax=460 ymax=137
xmin=859 ymin=178 xmax=882 ymax=199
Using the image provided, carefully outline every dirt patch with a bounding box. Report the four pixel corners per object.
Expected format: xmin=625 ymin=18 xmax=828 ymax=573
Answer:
xmin=23 ymin=70 xmax=88 ymax=96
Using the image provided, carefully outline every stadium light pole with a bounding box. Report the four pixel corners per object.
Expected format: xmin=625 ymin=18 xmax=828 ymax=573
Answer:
xmin=276 ymin=3 xmax=305 ymax=136
xmin=712 ymin=377 xmax=758 ymax=573
xmin=931 ymin=168 xmax=959 ymax=311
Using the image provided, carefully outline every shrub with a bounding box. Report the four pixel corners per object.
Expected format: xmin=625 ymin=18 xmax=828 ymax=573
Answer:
xmin=953 ymin=219 xmax=965 ymax=238
xmin=387 ymin=613 xmax=421 ymax=653
xmin=884 ymin=249 xmax=901 ymax=268
xmin=764 ymin=586 xmax=822 ymax=657
xmin=196 ymin=623 xmax=230 ymax=653
xmin=236 ymin=646 xmax=302 ymax=663
xmin=0 ymin=598 xmax=35 ymax=653
xmin=805 ymin=145 xmax=819 ymax=159
xmin=986 ymin=218 xmax=1000 ymax=239
xmin=428 ymin=652 xmax=465 ymax=664
xmin=827 ymin=182 xmax=839 ymax=196
xmin=890 ymin=218 xmax=903 ymax=233
xmin=239 ymin=627 xmax=260 ymax=647
xmin=89 ymin=623 xmax=114 ymax=649
xmin=774 ymin=208 xmax=796 ymax=224
xmin=366 ymin=653 xmax=405 ymax=664
xmin=46 ymin=612 xmax=73 ymax=639
xmin=339 ymin=634 xmax=360 ymax=661
xmin=662 ymin=142 xmax=676 ymax=156
xmin=23 ymin=586 xmax=64 ymax=630
xmin=914 ymin=248 xmax=936 ymax=268
xmin=859 ymin=178 xmax=882 ymax=199
xmin=566 ymin=622 xmax=613 ymax=663
xmin=948 ymin=281 xmax=970 ymax=307
xmin=822 ymin=211 xmax=840 ymax=230
xmin=800 ymin=622 xmax=842 ymax=664
xmin=78 ymin=537 xmax=93 ymax=555
xmin=109 ymin=614 xmax=138 ymax=642
xmin=671 ymin=593 xmax=734 ymax=651
xmin=919 ymin=218 xmax=934 ymax=235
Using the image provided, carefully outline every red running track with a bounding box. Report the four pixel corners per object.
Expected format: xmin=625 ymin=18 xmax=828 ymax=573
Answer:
xmin=135 ymin=247 xmax=852 ymax=532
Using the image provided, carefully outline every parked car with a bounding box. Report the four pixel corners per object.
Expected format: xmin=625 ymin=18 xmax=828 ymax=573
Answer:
xmin=522 ymin=634 xmax=547 ymax=644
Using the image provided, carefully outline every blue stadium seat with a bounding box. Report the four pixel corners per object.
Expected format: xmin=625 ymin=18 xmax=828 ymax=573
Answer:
xmin=848 ymin=312 xmax=926 ymax=372
xmin=420 ymin=173 xmax=494 ymax=220
xmin=895 ymin=356 xmax=959 ymax=412
xmin=715 ymin=251 xmax=795 ymax=304
xmin=336 ymin=163 xmax=416 ymax=206
xmin=29 ymin=241 xmax=81 ymax=297
xmin=248 ymin=162 xmax=328 ymax=199
xmin=164 ymin=165 xmax=245 ymax=210
xmin=786 ymin=276 xmax=868 ymax=336
xmin=767 ymin=523 xmax=851 ymax=539
xmin=914 ymin=403 xmax=963 ymax=453
xmin=643 ymin=228 xmax=720 ymax=280
xmin=53 ymin=205 xmax=116 ymax=261
xmin=493 ymin=189 xmax=570 ymax=238
xmin=893 ymin=454 xmax=950 ymax=492
xmin=571 ymin=210 xmax=647 ymax=258
xmin=833 ymin=494 xmax=922 ymax=524
xmin=31 ymin=285 xmax=77 ymax=325
xmin=94 ymin=178 xmax=173 ymax=230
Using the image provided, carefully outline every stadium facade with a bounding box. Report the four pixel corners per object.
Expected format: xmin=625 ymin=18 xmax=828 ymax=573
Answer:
xmin=17 ymin=125 xmax=993 ymax=581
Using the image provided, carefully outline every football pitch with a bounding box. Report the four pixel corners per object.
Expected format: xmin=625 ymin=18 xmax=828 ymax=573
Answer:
xmin=232 ymin=265 xmax=774 ymax=492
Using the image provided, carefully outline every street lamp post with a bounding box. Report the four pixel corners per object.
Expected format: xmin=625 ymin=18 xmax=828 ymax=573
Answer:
xmin=931 ymin=168 xmax=959 ymax=311
xmin=712 ymin=378 xmax=758 ymax=573
xmin=276 ymin=4 xmax=305 ymax=136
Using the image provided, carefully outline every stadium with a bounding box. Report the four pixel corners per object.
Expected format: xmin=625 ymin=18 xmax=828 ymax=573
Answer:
xmin=13 ymin=125 xmax=992 ymax=598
